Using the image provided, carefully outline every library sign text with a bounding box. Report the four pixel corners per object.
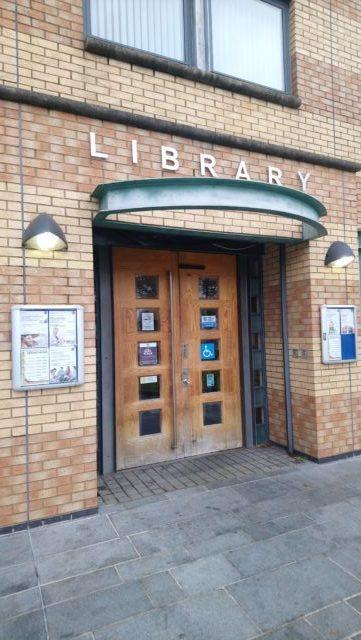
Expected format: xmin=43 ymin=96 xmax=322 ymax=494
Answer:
xmin=89 ymin=132 xmax=312 ymax=192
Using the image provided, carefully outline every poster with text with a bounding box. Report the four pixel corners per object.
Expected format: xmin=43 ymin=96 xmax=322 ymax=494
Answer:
xmin=20 ymin=309 xmax=49 ymax=349
xmin=321 ymin=306 xmax=357 ymax=364
xmin=13 ymin=305 xmax=83 ymax=390
xmin=340 ymin=308 xmax=355 ymax=334
xmin=326 ymin=308 xmax=340 ymax=336
xmin=49 ymin=345 xmax=78 ymax=384
xmin=21 ymin=348 xmax=49 ymax=386
xmin=49 ymin=309 xmax=77 ymax=346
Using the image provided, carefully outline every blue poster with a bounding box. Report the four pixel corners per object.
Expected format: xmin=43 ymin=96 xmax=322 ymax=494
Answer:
xmin=201 ymin=315 xmax=217 ymax=329
xmin=341 ymin=334 xmax=356 ymax=361
xmin=201 ymin=342 xmax=216 ymax=360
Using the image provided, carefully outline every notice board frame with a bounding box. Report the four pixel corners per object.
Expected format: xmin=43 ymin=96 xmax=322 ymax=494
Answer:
xmin=12 ymin=304 xmax=84 ymax=391
xmin=321 ymin=304 xmax=358 ymax=365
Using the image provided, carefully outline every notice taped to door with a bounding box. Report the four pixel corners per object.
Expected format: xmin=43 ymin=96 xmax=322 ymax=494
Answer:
xmin=12 ymin=305 xmax=84 ymax=390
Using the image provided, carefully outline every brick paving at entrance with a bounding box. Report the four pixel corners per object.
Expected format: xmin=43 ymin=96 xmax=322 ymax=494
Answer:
xmin=98 ymin=445 xmax=298 ymax=505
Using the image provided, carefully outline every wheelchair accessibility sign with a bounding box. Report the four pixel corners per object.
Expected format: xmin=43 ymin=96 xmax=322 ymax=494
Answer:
xmin=201 ymin=342 xmax=216 ymax=361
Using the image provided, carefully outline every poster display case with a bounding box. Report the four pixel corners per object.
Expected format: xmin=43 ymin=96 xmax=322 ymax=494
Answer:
xmin=12 ymin=305 xmax=84 ymax=390
xmin=321 ymin=305 xmax=357 ymax=364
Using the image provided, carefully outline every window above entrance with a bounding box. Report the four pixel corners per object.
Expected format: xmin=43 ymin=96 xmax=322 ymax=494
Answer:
xmin=85 ymin=0 xmax=290 ymax=93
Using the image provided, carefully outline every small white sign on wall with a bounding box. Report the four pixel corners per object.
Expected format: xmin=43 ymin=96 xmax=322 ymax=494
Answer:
xmin=12 ymin=305 xmax=84 ymax=390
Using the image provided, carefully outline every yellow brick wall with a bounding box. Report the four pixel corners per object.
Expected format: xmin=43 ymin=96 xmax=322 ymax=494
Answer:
xmin=0 ymin=1 xmax=361 ymax=527
xmin=0 ymin=1 xmax=360 ymax=160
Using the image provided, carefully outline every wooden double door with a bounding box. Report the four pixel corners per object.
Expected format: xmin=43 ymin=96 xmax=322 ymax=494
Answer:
xmin=113 ymin=248 xmax=242 ymax=469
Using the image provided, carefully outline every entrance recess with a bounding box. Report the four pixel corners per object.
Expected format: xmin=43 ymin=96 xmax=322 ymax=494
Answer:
xmin=113 ymin=248 xmax=242 ymax=469
xmin=93 ymin=177 xmax=329 ymax=472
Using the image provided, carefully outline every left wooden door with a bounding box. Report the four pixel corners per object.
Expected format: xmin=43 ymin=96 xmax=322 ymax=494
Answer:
xmin=113 ymin=248 xmax=181 ymax=469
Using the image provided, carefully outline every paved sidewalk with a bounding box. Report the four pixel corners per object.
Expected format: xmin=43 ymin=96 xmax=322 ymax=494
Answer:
xmin=2 ymin=453 xmax=361 ymax=639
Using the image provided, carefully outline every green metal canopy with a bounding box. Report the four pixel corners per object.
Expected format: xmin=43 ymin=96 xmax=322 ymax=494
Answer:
xmin=92 ymin=177 xmax=327 ymax=242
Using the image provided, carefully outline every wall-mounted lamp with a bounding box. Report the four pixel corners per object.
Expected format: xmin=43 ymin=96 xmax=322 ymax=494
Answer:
xmin=325 ymin=241 xmax=354 ymax=268
xmin=22 ymin=214 xmax=68 ymax=251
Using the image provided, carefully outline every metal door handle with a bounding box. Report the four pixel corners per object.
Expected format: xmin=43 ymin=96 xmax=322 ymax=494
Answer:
xmin=182 ymin=369 xmax=191 ymax=386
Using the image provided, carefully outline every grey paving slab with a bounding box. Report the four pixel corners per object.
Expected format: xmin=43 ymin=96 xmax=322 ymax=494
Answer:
xmin=45 ymin=581 xmax=153 ymax=640
xmin=0 ymin=609 xmax=47 ymax=640
xmin=330 ymin=543 xmax=361 ymax=580
xmin=226 ymin=526 xmax=336 ymax=579
xmin=240 ymin=512 xmax=314 ymax=542
xmin=0 ymin=531 xmax=33 ymax=569
xmin=0 ymin=561 xmax=38 ymax=597
xmin=130 ymin=523 xmax=191 ymax=556
xmin=170 ymin=554 xmax=241 ymax=594
xmin=228 ymin=556 xmax=361 ymax=632
xmin=231 ymin=477 xmax=302 ymax=503
xmin=279 ymin=525 xmax=338 ymax=557
xmin=30 ymin=515 xmax=118 ymax=558
xmin=185 ymin=485 xmax=248 ymax=514
xmin=254 ymin=618 xmax=323 ymax=639
xmin=116 ymin=546 xmax=191 ymax=581
xmin=305 ymin=502 xmax=361 ymax=526
xmin=165 ymin=590 xmax=260 ymax=640
xmin=239 ymin=493 xmax=313 ymax=524
xmin=142 ymin=571 xmax=185 ymax=606
xmin=178 ymin=513 xmax=218 ymax=542
xmin=166 ymin=486 xmax=208 ymax=499
xmin=238 ymin=519 xmax=284 ymax=542
xmin=306 ymin=486 xmax=360 ymax=508
xmin=37 ymin=538 xmax=138 ymax=583
xmin=347 ymin=497 xmax=361 ymax=512
xmin=41 ymin=567 xmax=122 ymax=606
xmin=93 ymin=609 xmax=176 ymax=640
xmin=272 ymin=512 xmax=315 ymax=534
xmin=318 ymin=515 xmax=361 ymax=547
xmin=0 ymin=587 xmax=42 ymax=621
xmin=108 ymin=510 xmax=151 ymax=536
xmin=306 ymin=602 xmax=361 ymax=640
xmin=347 ymin=595 xmax=361 ymax=614
xmin=226 ymin=534 xmax=293 ymax=579
xmin=186 ymin=529 xmax=253 ymax=559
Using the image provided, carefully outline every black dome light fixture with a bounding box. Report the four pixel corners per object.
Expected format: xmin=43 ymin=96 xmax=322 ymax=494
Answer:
xmin=22 ymin=213 xmax=68 ymax=251
xmin=325 ymin=241 xmax=355 ymax=268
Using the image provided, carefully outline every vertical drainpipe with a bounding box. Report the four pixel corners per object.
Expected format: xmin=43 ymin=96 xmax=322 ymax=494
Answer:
xmin=279 ymin=244 xmax=294 ymax=454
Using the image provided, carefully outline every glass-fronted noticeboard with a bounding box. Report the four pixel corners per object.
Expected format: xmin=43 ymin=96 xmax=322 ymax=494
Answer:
xmin=321 ymin=305 xmax=357 ymax=364
xmin=12 ymin=305 xmax=84 ymax=390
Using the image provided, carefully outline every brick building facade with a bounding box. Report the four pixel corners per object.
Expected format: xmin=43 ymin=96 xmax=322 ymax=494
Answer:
xmin=0 ymin=0 xmax=360 ymax=529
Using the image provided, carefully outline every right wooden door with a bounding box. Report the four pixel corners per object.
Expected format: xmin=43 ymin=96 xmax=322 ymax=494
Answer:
xmin=178 ymin=252 xmax=243 ymax=457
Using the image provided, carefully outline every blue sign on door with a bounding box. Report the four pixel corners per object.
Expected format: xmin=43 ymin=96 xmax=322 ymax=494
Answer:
xmin=201 ymin=315 xmax=217 ymax=329
xmin=201 ymin=342 xmax=216 ymax=360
